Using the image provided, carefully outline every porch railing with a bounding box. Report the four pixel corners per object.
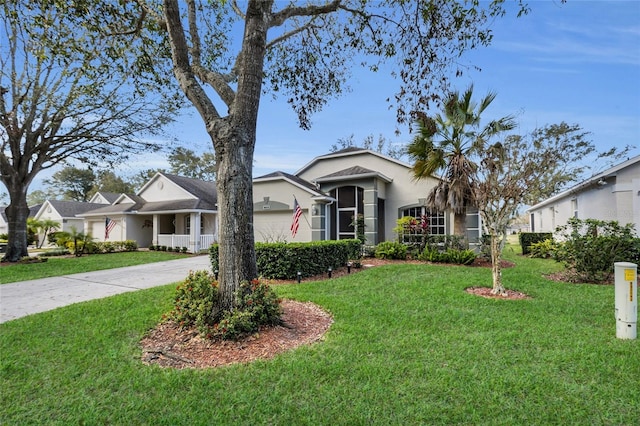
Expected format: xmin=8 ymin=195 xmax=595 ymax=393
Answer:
xmin=157 ymin=234 xmax=190 ymax=249
xmin=200 ymin=234 xmax=216 ymax=249
xmin=157 ymin=234 xmax=217 ymax=252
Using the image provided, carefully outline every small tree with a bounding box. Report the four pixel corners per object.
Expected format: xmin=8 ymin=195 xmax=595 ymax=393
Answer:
xmin=27 ymin=218 xmax=60 ymax=249
xmin=474 ymin=125 xmax=617 ymax=294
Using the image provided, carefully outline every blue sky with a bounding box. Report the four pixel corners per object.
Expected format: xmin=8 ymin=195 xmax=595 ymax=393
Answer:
xmin=29 ymin=0 xmax=640 ymax=191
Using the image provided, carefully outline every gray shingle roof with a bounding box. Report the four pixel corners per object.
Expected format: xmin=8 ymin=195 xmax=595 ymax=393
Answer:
xmin=47 ymin=200 xmax=107 ymax=217
xmin=254 ymin=171 xmax=324 ymax=195
xmin=162 ymin=173 xmax=217 ymax=205
xmin=315 ymin=166 xmax=393 ymax=183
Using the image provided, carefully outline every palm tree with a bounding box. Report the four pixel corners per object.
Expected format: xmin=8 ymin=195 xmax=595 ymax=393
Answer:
xmin=407 ymin=85 xmax=516 ymax=237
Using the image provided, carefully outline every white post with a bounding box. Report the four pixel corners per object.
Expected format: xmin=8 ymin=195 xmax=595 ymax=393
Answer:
xmin=614 ymin=262 xmax=637 ymax=339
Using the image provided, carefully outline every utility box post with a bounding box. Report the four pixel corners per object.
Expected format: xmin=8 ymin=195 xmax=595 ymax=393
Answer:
xmin=614 ymin=262 xmax=637 ymax=339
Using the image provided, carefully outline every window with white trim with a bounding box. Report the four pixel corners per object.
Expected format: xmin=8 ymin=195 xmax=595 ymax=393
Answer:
xmin=401 ymin=207 xmax=446 ymax=235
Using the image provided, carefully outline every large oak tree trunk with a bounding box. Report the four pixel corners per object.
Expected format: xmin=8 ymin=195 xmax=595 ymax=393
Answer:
xmin=209 ymin=0 xmax=270 ymax=317
xmin=3 ymin=185 xmax=30 ymax=262
xmin=214 ymin=136 xmax=258 ymax=314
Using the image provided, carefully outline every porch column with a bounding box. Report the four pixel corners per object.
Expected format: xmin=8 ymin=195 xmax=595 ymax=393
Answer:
xmin=190 ymin=212 xmax=201 ymax=253
xmin=152 ymin=214 xmax=160 ymax=246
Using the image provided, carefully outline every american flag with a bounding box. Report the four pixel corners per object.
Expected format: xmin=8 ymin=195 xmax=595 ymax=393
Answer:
xmin=291 ymin=198 xmax=302 ymax=238
xmin=105 ymin=217 xmax=116 ymax=240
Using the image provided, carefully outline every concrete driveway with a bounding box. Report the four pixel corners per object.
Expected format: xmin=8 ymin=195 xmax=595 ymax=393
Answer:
xmin=0 ymin=255 xmax=211 ymax=324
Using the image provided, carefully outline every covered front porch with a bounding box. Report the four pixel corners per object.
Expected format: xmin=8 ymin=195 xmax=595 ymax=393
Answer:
xmin=152 ymin=211 xmax=218 ymax=253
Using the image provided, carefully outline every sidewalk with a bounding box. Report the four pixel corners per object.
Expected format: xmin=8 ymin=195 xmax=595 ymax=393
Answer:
xmin=0 ymin=255 xmax=211 ymax=324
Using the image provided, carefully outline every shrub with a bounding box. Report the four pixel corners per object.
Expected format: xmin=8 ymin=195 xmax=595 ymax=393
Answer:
xmin=418 ymin=247 xmax=476 ymax=265
xmin=213 ymin=280 xmax=282 ymax=340
xmin=101 ymin=241 xmax=116 ymax=253
xmin=529 ymin=238 xmax=557 ymax=259
xmin=168 ymin=270 xmax=218 ymax=333
xmin=375 ymin=241 xmax=407 ymax=260
xmin=553 ymin=218 xmax=640 ymax=282
xmin=122 ymin=240 xmax=138 ymax=252
xmin=210 ymin=240 xmax=362 ymax=280
xmin=167 ymin=272 xmax=282 ymax=341
xmin=519 ymin=232 xmax=553 ymax=255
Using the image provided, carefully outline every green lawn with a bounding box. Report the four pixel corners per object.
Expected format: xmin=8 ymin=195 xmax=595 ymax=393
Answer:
xmin=1 ymin=250 xmax=638 ymax=424
xmin=0 ymin=251 xmax=191 ymax=284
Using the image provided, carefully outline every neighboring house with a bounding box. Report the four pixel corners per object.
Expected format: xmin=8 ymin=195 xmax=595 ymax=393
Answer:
xmin=528 ymin=155 xmax=640 ymax=233
xmin=79 ymin=173 xmax=218 ymax=253
xmin=252 ymin=147 xmax=479 ymax=245
xmin=89 ymin=191 xmax=121 ymax=205
xmin=0 ymin=207 xmax=7 ymax=236
xmin=34 ymin=200 xmax=108 ymax=244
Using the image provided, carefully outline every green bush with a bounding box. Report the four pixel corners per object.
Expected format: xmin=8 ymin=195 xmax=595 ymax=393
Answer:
xmin=122 ymin=240 xmax=138 ymax=251
xmin=168 ymin=270 xmax=218 ymax=333
xmin=167 ymin=272 xmax=282 ymax=341
xmin=214 ymin=280 xmax=283 ymax=340
xmin=209 ymin=240 xmax=362 ymax=280
xmin=529 ymin=238 xmax=557 ymax=259
xmin=519 ymin=232 xmax=553 ymax=255
xmin=553 ymin=218 xmax=640 ymax=282
xmin=375 ymin=241 xmax=407 ymax=260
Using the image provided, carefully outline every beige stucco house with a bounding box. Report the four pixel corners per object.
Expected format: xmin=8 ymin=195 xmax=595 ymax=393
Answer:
xmin=527 ymin=155 xmax=640 ymax=233
xmin=79 ymin=173 xmax=218 ymax=253
xmin=253 ymin=147 xmax=471 ymax=245
xmin=34 ymin=199 xmax=107 ymax=235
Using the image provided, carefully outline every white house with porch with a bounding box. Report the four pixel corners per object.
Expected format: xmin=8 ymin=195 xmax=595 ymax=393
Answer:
xmin=79 ymin=173 xmax=218 ymax=253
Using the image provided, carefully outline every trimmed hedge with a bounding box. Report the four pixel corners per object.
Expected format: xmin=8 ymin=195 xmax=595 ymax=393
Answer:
xmin=519 ymin=232 xmax=552 ymax=255
xmin=209 ymin=239 xmax=362 ymax=280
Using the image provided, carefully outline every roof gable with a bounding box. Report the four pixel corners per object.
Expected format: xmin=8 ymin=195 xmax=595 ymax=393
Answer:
xmin=254 ymin=171 xmax=325 ymax=196
xmin=314 ymin=165 xmax=393 ymax=183
xmin=89 ymin=192 xmax=121 ymax=204
xmin=529 ymin=155 xmax=640 ymax=211
xmin=36 ymin=200 xmax=106 ymax=219
xmin=295 ymin=148 xmax=410 ymax=176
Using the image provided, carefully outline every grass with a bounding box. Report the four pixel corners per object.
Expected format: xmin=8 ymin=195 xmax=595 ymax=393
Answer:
xmin=1 ymin=248 xmax=639 ymax=424
xmin=0 ymin=251 xmax=191 ymax=284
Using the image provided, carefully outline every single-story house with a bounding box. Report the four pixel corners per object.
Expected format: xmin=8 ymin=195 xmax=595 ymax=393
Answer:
xmin=27 ymin=148 xmax=481 ymax=253
xmin=252 ymin=147 xmax=481 ymax=246
xmin=0 ymin=207 xmax=7 ymax=236
xmin=527 ymin=155 xmax=640 ymax=233
xmin=34 ymin=200 xmax=108 ymax=235
xmin=78 ymin=172 xmax=218 ymax=253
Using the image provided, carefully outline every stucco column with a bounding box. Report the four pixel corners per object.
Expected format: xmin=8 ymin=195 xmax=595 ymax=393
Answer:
xmin=364 ymin=187 xmax=378 ymax=245
xmin=152 ymin=215 xmax=160 ymax=246
xmin=190 ymin=212 xmax=201 ymax=253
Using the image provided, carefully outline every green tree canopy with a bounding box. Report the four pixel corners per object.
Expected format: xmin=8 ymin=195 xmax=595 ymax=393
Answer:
xmin=0 ymin=0 xmax=179 ymax=261
xmin=167 ymin=147 xmax=216 ymax=181
xmin=44 ymin=167 xmax=96 ymax=202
